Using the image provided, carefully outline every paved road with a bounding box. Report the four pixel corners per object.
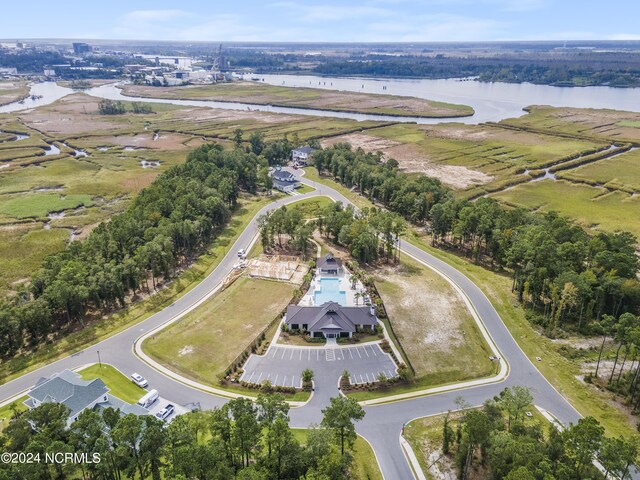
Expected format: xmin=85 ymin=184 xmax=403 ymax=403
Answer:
xmin=0 ymin=170 xmax=598 ymax=480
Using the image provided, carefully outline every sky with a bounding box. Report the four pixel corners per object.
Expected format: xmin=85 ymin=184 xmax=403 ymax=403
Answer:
xmin=1 ymin=1 xmax=639 ymax=43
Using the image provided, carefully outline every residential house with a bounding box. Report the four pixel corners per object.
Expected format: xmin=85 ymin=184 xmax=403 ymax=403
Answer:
xmin=271 ymin=169 xmax=300 ymax=193
xmin=292 ymin=146 xmax=316 ymax=166
xmin=24 ymin=369 xmax=147 ymax=427
xmin=284 ymin=301 xmax=377 ymax=338
xmin=317 ymin=253 xmax=342 ymax=276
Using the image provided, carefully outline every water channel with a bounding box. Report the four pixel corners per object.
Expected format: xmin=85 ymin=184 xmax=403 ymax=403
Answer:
xmin=1 ymin=75 xmax=640 ymax=125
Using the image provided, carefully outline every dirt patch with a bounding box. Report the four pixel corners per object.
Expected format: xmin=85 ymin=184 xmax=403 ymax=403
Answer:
xmin=321 ymin=132 xmax=401 ymax=152
xmin=551 ymin=336 xmax=604 ymax=350
xmin=387 ymin=143 xmax=493 ymax=188
xmin=247 ymin=254 xmax=308 ymax=283
xmin=179 ymin=345 xmax=193 ymax=356
xmin=581 ymin=359 xmax=636 ymax=379
xmin=380 ymin=264 xmax=465 ymax=351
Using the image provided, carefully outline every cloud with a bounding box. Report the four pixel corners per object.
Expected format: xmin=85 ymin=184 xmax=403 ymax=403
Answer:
xmin=270 ymin=2 xmax=392 ymax=22
xmin=363 ymin=14 xmax=506 ymax=42
xmin=122 ymin=9 xmax=188 ymax=23
xmin=608 ymin=33 xmax=640 ymax=40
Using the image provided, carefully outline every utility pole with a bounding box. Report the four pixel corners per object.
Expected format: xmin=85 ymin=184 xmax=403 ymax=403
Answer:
xmin=97 ymin=350 xmax=102 ymax=368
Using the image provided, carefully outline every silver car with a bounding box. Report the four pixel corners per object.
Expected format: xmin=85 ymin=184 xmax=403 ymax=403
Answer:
xmin=130 ymin=373 xmax=148 ymax=388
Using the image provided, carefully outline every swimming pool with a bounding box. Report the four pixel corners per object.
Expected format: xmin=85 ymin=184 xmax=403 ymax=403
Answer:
xmin=314 ymin=277 xmax=346 ymax=305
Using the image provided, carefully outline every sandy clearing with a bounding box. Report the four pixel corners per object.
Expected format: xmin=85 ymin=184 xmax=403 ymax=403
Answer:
xmin=321 ymin=132 xmax=401 ymax=151
xmin=376 ymin=263 xmax=468 ymax=356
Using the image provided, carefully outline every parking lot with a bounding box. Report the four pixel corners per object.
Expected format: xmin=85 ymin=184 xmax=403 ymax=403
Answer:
xmin=241 ymin=343 xmax=398 ymax=387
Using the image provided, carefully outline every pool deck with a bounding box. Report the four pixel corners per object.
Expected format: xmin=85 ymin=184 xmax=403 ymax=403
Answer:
xmin=299 ymin=269 xmax=368 ymax=307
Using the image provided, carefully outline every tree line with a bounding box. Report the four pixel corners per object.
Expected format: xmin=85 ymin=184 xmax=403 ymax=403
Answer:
xmin=309 ymin=54 xmax=640 ymax=88
xmin=0 ymin=144 xmax=270 ymax=359
xmin=98 ymin=99 xmax=153 ymax=115
xmin=314 ymin=144 xmax=640 ymax=336
xmin=445 ymin=386 xmax=639 ymax=479
xmin=0 ymin=393 xmax=366 ymax=480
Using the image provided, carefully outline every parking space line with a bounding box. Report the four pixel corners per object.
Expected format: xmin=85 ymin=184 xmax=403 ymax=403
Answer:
xmin=363 ymin=346 xmax=370 ymax=357
xmin=371 ymin=345 xmax=378 ymax=356
xmin=289 ymin=350 xmax=294 ymax=360
xmin=307 ymin=350 xmax=311 ymax=360
xmin=257 ymin=372 xmax=263 ymax=383
xmin=248 ymin=371 xmax=255 ymax=383
xmin=316 ymin=350 xmax=320 ymax=361
xmin=291 ymin=376 xmax=296 ymax=387
xmin=275 ymin=374 xmax=279 ymax=385
xmin=356 ymin=348 xmax=362 ymax=358
xmin=270 ymin=348 xmax=277 ymax=358
xmin=359 ymin=374 xmax=364 ymax=383
xmin=349 ymin=349 xmax=354 ymax=359
xmin=280 ymin=349 xmax=286 ymax=359
xmin=387 ymin=370 xmax=394 ymax=378
xmin=298 ymin=350 xmax=302 ymax=360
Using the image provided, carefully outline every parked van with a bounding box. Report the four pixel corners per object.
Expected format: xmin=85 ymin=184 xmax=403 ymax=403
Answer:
xmin=137 ymin=389 xmax=159 ymax=409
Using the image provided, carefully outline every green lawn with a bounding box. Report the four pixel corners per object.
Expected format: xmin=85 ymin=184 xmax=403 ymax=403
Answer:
xmin=0 ymin=396 xmax=28 ymax=434
xmin=0 ymin=194 xmax=275 ymax=385
xmin=288 ymin=195 xmax=334 ymax=218
xmin=78 ymin=363 xmax=146 ymax=404
xmin=292 ymin=428 xmax=383 ymax=480
xmin=144 ymin=277 xmax=296 ymax=385
xmin=0 ymin=193 xmax=93 ymax=218
xmin=302 ymin=168 xmax=374 ymax=210
xmin=295 ymin=184 xmax=316 ymax=194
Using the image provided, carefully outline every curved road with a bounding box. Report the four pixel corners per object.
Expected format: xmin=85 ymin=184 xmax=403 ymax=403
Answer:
xmin=0 ymin=171 xmax=587 ymax=479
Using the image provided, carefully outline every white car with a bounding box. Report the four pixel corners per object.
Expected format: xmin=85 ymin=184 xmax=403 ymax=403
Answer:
xmin=131 ymin=373 xmax=148 ymax=388
xmin=237 ymin=248 xmax=247 ymax=258
xmin=156 ymin=404 xmax=175 ymax=420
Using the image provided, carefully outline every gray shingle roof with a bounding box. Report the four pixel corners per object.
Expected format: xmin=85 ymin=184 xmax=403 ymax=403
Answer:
xmin=94 ymin=396 xmax=149 ymax=417
xmin=27 ymin=370 xmax=109 ymax=419
xmin=317 ymin=253 xmax=342 ymax=270
xmin=285 ymin=301 xmax=376 ymax=333
xmin=272 ymin=170 xmax=296 ymax=182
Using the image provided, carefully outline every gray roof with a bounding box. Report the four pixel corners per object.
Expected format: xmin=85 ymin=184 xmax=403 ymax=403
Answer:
xmin=293 ymin=146 xmax=315 ymax=155
xmin=285 ymin=301 xmax=376 ymax=333
xmin=94 ymin=396 xmax=149 ymax=417
xmin=27 ymin=370 xmax=109 ymax=419
xmin=273 ymin=178 xmax=296 ymax=190
xmin=317 ymin=253 xmax=342 ymax=270
xmin=272 ymin=170 xmax=296 ymax=182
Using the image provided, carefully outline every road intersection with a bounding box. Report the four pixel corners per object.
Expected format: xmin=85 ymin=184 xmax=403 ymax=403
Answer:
xmin=0 ymin=170 xmax=591 ymax=479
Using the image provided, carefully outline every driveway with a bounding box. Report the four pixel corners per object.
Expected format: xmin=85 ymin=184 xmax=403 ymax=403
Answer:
xmin=241 ymin=343 xmax=397 ymax=388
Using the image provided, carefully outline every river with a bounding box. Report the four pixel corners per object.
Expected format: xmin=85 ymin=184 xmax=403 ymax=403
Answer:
xmin=2 ymin=75 xmax=640 ymax=125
